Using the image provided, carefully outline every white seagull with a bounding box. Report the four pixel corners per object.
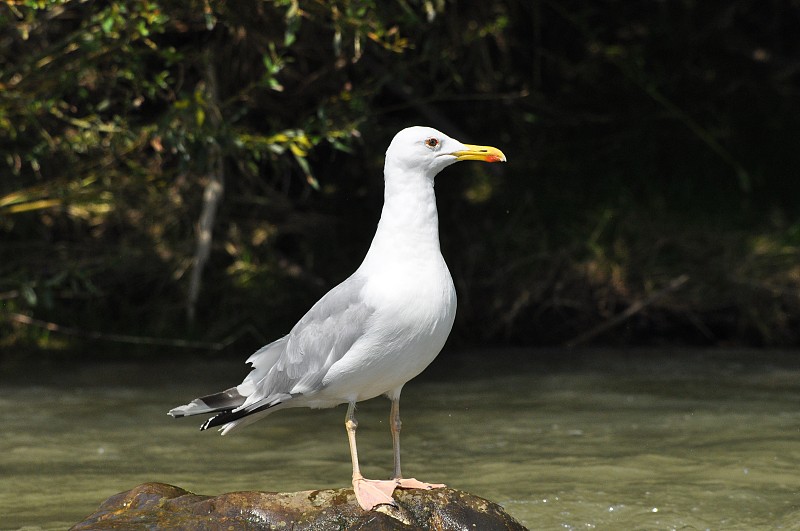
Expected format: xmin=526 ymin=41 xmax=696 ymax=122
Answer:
xmin=168 ymin=126 xmax=506 ymax=510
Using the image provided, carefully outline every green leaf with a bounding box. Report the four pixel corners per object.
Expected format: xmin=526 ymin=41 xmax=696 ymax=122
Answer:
xmin=21 ymin=285 xmax=37 ymax=306
xmin=100 ymin=16 xmax=114 ymax=34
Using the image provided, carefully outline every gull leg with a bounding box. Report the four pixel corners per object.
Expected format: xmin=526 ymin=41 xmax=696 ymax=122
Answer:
xmin=390 ymin=396 xmax=403 ymax=479
xmin=389 ymin=396 xmax=446 ymax=491
xmin=346 ymin=401 xmax=397 ymax=510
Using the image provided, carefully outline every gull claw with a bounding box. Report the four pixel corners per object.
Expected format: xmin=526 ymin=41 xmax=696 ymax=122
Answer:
xmin=394 ymin=477 xmax=447 ymax=490
xmin=353 ymin=478 xmax=398 ymax=510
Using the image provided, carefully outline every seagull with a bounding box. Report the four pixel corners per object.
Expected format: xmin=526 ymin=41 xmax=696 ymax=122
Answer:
xmin=168 ymin=126 xmax=506 ymax=511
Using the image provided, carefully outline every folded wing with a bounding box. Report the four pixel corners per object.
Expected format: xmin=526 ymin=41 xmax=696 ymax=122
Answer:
xmin=168 ymin=273 xmax=374 ymax=434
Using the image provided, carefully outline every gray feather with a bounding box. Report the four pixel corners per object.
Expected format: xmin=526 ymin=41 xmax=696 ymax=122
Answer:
xmin=169 ymin=272 xmax=375 ymax=431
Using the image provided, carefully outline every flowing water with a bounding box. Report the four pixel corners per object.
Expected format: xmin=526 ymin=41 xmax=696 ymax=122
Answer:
xmin=2 ymin=349 xmax=799 ymax=530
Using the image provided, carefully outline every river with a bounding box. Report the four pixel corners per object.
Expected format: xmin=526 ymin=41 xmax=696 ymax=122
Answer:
xmin=2 ymin=348 xmax=799 ymax=530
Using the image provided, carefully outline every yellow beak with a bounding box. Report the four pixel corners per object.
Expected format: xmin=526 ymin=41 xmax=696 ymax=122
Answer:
xmin=452 ymin=144 xmax=507 ymax=163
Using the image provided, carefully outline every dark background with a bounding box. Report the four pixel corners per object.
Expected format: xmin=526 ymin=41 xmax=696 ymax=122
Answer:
xmin=2 ymin=1 xmax=799 ymax=361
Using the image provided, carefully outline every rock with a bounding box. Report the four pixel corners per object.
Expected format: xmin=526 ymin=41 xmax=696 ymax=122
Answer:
xmin=70 ymin=482 xmax=528 ymax=530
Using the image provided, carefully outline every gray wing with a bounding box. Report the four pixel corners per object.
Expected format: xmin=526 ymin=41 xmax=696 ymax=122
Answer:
xmin=168 ymin=272 xmax=374 ymax=431
xmin=236 ymin=272 xmax=374 ymax=409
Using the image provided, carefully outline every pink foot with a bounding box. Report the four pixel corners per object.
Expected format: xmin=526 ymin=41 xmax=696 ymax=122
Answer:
xmin=353 ymin=477 xmax=398 ymax=510
xmin=395 ymin=477 xmax=447 ymax=490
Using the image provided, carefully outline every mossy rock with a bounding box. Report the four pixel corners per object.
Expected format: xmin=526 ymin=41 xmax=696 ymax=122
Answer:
xmin=71 ymin=482 xmax=528 ymax=530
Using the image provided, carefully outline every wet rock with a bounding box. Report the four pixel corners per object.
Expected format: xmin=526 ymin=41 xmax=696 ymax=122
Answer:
xmin=70 ymin=482 xmax=528 ymax=530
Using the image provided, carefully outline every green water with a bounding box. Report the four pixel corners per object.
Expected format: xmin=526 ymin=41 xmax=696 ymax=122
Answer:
xmin=2 ymin=349 xmax=800 ymax=530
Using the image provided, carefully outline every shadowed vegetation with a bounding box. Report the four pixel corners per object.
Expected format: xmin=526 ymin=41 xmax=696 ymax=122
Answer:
xmin=2 ymin=0 xmax=799 ymax=358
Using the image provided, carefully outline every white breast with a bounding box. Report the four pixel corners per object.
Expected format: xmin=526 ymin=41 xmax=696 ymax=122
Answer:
xmin=317 ymin=254 xmax=456 ymax=403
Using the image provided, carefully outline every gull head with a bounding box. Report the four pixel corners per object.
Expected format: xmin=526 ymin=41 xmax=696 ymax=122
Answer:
xmin=384 ymin=126 xmax=507 ymax=179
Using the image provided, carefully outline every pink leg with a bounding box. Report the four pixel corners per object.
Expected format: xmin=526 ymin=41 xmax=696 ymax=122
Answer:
xmin=346 ymin=402 xmax=399 ymax=510
xmin=390 ymin=396 xmax=446 ymax=491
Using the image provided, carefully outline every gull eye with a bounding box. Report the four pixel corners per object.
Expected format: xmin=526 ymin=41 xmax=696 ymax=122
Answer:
xmin=424 ymin=137 xmax=440 ymax=149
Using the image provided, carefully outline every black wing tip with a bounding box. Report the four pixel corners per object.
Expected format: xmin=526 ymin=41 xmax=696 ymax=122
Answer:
xmin=200 ymin=410 xmax=233 ymax=431
xmin=199 ymin=401 xmax=282 ymax=431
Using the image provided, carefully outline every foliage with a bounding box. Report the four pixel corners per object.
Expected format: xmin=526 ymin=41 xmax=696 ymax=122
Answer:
xmin=1 ymin=0 xmax=799 ymax=354
xmin=1 ymin=0 xmax=393 ymax=344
